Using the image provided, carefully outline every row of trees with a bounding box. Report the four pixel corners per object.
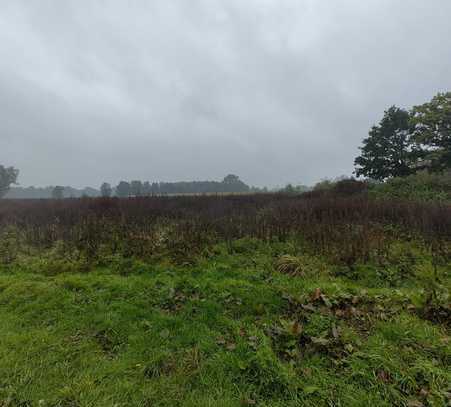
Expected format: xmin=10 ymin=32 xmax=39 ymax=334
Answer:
xmin=0 ymin=169 xmax=252 ymax=199
xmin=100 ymin=174 xmax=250 ymax=197
xmin=355 ymin=92 xmax=451 ymax=180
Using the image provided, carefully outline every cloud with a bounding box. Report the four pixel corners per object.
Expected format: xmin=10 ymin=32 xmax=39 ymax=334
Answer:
xmin=1 ymin=0 xmax=451 ymax=187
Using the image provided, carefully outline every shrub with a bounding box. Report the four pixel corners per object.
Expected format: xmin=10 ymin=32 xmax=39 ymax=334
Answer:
xmin=370 ymin=170 xmax=451 ymax=202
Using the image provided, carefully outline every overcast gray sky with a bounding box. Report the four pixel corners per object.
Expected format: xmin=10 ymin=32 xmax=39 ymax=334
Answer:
xmin=1 ymin=0 xmax=451 ymax=188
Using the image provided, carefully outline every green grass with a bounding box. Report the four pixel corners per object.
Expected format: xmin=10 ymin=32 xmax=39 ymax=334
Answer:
xmin=0 ymin=239 xmax=449 ymax=406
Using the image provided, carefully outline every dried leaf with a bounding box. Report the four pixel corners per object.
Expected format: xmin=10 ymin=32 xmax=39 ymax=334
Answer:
xmin=419 ymin=388 xmax=429 ymax=397
xmin=311 ymin=288 xmax=322 ymax=301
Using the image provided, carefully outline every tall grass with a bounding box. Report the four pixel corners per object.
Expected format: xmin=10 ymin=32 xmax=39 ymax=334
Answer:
xmin=0 ymin=194 xmax=449 ymax=266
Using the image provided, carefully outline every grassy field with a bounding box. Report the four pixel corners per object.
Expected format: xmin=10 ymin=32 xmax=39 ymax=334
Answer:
xmin=0 ymin=236 xmax=449 ymax=406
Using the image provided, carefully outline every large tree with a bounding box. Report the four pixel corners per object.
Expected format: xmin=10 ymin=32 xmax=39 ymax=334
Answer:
xmin=0 ymin=165 xmax=19 ymax=198
xmin=410 ymin=92 xmax=451 ymax=171
xmin=354 ymin=106 xmax=413 ymax=181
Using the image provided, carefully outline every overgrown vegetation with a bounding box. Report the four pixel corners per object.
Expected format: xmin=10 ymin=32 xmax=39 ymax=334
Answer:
xmin=369 ymin=171 xmax=451 ymax=202
xmin=0 ymin=193 xmax=449 ymax=406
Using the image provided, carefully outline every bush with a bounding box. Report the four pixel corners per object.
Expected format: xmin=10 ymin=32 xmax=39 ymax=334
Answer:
xmin=370 ymin=171 xmax=451 ymax=202
xmin=333 ymin=179 xmax=368 ymax=196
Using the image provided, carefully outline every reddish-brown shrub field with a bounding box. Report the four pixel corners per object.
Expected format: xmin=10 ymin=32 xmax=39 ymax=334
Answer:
xmin=0 ymin=194 xmax=450 ymax=264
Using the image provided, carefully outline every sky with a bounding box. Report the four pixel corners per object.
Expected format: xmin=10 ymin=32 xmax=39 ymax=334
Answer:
xmin=1 ymin=0 xmax=451 ymax=188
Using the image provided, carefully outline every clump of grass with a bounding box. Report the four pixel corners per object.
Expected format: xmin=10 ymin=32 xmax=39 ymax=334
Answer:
xmin=276 ymin=254 xmax=328 ymax=278
xmin=276 ymin=255 xmax=306 ymax=276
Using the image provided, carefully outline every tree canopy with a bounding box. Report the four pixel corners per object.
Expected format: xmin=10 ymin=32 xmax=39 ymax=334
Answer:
xmin=411 ymin=92 xmax=451 ymax=171
xmin=354 ymin=106 xmax=412 ymax=181
xmin=355 ymin=92 xmax=451 ymax=181
xmin=0 ymin=165 xmax=19 ymax=198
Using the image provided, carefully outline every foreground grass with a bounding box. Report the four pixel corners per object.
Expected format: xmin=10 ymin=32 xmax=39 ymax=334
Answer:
xmin=0 ymin=240 xmax=449 ymax=406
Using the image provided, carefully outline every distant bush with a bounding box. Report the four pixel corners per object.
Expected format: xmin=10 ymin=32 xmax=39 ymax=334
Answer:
xmin=313 ymin=179 xmax=335 ymax=192
xmin=333 ymin=178 xmax=369 ymax=196
xmin=278 ymin=184 xmax=310 ymax=194
xmin=370 ymin=171 xmax=451 ymax=202
xmin=309 ymin=177 xmax=368 ymax=197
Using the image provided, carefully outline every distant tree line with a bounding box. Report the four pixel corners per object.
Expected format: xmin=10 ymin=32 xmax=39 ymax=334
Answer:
xmin=5 ymin=185 xmax=101 ymax=199
xmin=103 ymin=174 xmax=251 ymax=197
xmin=1 ymin=174 xmax=254 ymax=199
xmin=355 ymin=92 xmax=451 ymax=180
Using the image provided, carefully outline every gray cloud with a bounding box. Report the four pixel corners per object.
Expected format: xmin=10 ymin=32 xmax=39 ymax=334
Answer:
xmin=1 ymin=0 xmax=451 ymax=187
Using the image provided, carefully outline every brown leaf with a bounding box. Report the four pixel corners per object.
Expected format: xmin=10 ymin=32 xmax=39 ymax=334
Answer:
xmin=311 ymin=288 xmax=322 ymax=301
xmin=419 ymin=388 xmax=429 ymax=397
xmin=291 ymin=321 xmax=303 ymax=336
xmin=407 ymin=400 xmax=424 ymax=407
